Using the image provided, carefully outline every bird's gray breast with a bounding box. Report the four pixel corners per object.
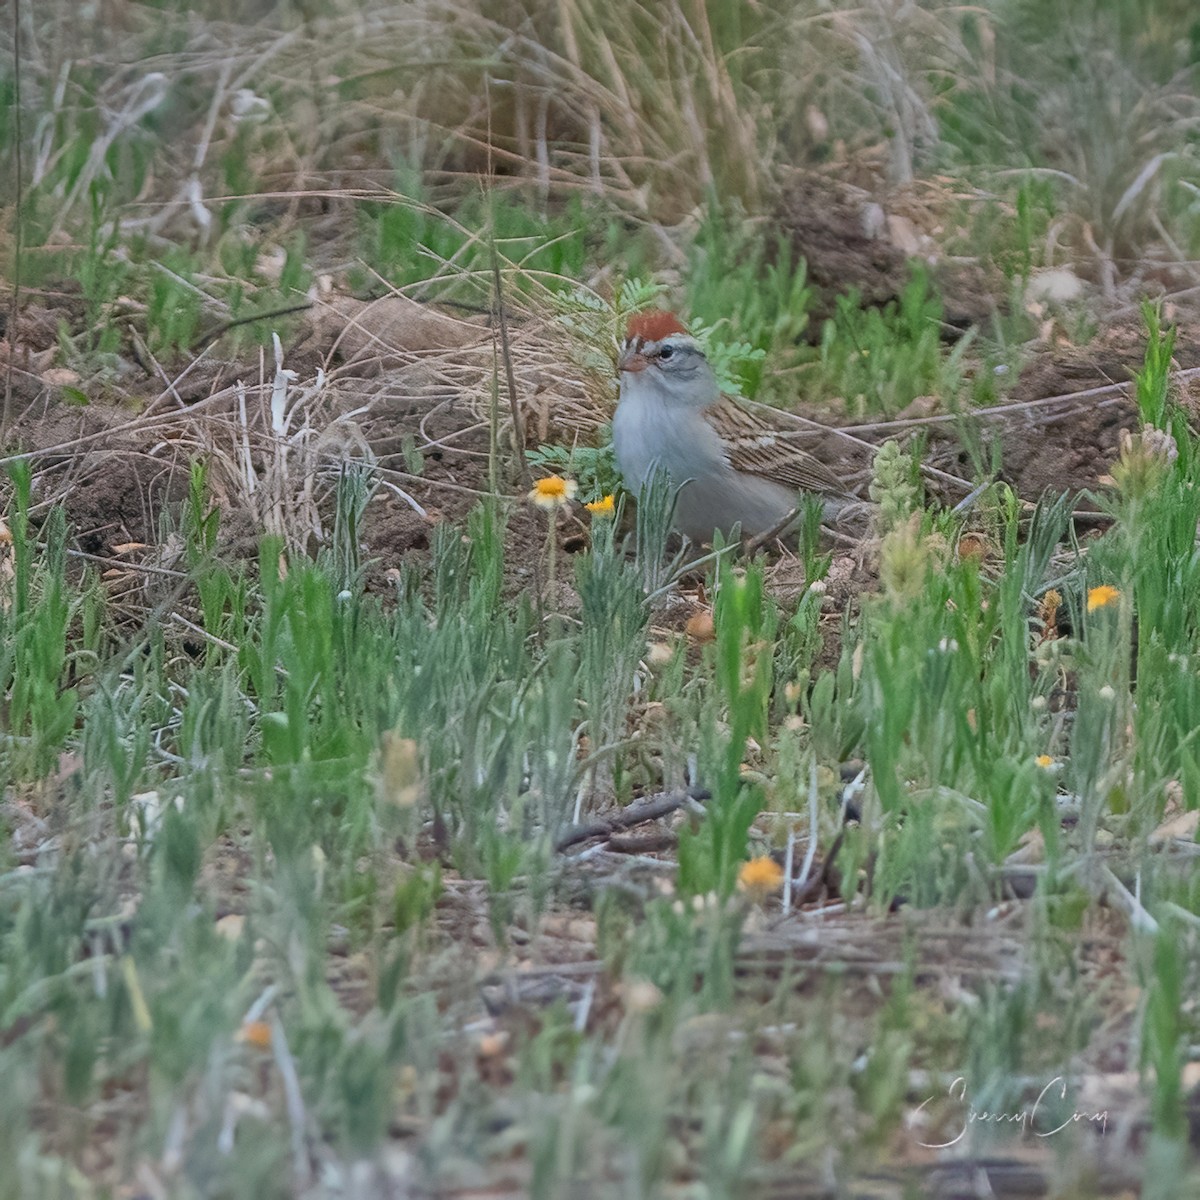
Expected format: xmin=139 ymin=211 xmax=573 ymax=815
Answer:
xmin=613 ymin=392 xmax=726 ymax=493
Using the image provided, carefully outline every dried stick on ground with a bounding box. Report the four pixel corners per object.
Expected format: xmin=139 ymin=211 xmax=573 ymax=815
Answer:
xmin=490 ymin=231 xmax=530 ymax=490
xmin=555 ymin=787 xmax=710 ymax=853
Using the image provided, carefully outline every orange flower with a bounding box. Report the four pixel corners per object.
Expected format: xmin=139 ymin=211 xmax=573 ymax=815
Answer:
xmin=585 ymin=494 xmax=615 ymax=516
xmin=1087 ymin=585 xmax=1120 ymax=613
xmin=1035 ymin=755 xmax=1054 ymax=769
xmin=528 ymin=475 xmax=578 ymax=510
xmin=239 ymin=1020 xmax=273 ymax=1050
xmin=738 ymin=855 xmax=784 ymax=896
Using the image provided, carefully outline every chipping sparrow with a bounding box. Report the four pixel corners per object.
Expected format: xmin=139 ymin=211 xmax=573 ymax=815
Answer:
xmin=613 ymin=310 xmax=850 ymax=544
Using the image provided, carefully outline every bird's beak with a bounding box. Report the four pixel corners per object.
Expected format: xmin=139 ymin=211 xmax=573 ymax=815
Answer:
xmin=618 ymin=345 xmax=648 ymax=373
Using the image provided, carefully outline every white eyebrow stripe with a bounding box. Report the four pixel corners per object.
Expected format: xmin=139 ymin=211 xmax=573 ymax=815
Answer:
xmin=622 ymin=334 xmax=702 ymax=359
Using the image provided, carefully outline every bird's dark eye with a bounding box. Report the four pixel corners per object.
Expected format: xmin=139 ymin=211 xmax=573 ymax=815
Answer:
xmin=658 ymin=344 xmax=675 ymax=362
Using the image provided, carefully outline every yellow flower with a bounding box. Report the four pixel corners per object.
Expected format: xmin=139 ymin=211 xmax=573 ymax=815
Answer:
xmin=738 ymin=855 xmax=784 ymax=896
xmin=528 ymin=475 xmax=578 ymax=510
xmin=585 ymin=494 xmax=615 ymax=516
xmin=1035 ymin=755 xmax=1055 ymax=769
xmin=1087 ymin=585 xmax=1120 ymax=613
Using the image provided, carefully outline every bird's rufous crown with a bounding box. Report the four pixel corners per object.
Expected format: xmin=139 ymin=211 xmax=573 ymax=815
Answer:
xmin=624 ymin=310 xmax=689 ymax=343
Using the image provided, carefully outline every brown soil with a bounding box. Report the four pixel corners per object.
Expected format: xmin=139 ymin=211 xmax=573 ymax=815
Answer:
xmin=772 ymin=172 xmax=1200 ymax=509
xmin=1 ymin=294 xmax=591 ymax=608
xmin=774 ymin=171 xmax=1000 ymax=331
xmin=0 ymin=334 xmax=1155 ymax=575
xmin=921 ymin=328 xmax=1200 ymax=505
xmin=5 ymin=251 xmax=1200 ymax=606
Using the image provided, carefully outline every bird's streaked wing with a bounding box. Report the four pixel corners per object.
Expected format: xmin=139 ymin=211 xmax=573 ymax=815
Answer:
xmin=704 ymin=396 xmax=847 ymax=496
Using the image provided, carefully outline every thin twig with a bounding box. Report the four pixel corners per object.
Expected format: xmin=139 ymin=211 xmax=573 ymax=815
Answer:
xmin=781 ymin=827 xmax=796 ymax=915
xmin=489 ymin=222 xmax=531 ymax=490
xmin=128 ymin=326 xmax=185 ymax=408
xmin=796 ymin=756 xmax=821 ymax=892
xmin=3 ymin=0 xmax=23 ymax=445
xmin=270 ymin=1016 xmax=313 ymax=1187
xmin=190 ymin=302 xmax=314 ymax=351
xmin=743 ymin=502 xmax=806 ymax=555
xmin=168 ymin=611 xmax=241 ymax=655
xmin=1095 ymin=861 xmax=1159 ymax=935
xmin=838 ymin=368 xmax=1200 ymax=435
xmin=555 ymin=786 xmax=710 ymax=852
xmin=64 ymin=547 xmax=189 ymax=580
xmin=606 ymin=831 xmax=677 ymax=854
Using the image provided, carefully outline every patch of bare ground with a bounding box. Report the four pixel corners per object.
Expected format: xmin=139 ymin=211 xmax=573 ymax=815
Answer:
xmin=774 ymin=170 xmax=1002 ymax=332
xmin=2 ymin=291 xmax=571 ymax=596
xmin=10 ymin=258 xmax=1200 ymax=606
xmin=912 ymin=322 xmax=1200 ymax=506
